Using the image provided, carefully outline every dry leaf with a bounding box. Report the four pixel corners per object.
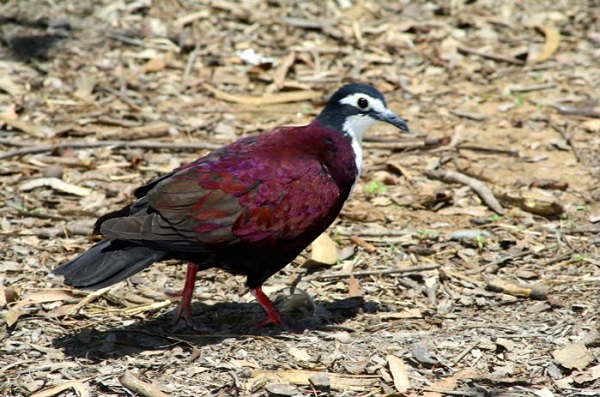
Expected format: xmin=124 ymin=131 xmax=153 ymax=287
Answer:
xmin=46 ymin=304 xmax=79 ymax=318
xmin=347 ymin=274 xmax=364 ymax=297
xmin=423 ymin=369 xmax=481 ymax=397
xmin=552 ymin=342 xmax=594 ymax=370
xmin=143 ymin=58 xmax=167 ymax=73
xmin=6 ymin=309 xmax=25 ymax=327
xmin=73 ymin=73 xmax=97 ymax=99
xmin=1 ymin=286 xmax=18 ymax=307
xmin=380 ymin=308 xmax=423 ymax=320
xmin=31 ymin=378 xmax=91 ymax=397
xmin=0 ymin=75 xmax=24 ymax=96
xmin=1 ymin=103 xmax=18 ymax=120
xmin=534 ymin=388 xmax=555 ymax=397
xmin=310 ymin=233 xmax=338 ymax=265
xmin=386 ymin=355 xmax=409 ymax=393
xmin=288 ymin=347 xmax=311 ymax=362
xmin=12 ymin=289 xmax=78 ymax=310
xmin=341 ymin=201 xmax=386 ymax=222
xmin=572 ymin=364 xmax=600 ymax=384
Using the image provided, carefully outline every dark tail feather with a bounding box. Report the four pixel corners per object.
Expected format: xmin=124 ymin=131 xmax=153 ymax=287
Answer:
xmin=53 ymin=240 xmax=166 ymax=290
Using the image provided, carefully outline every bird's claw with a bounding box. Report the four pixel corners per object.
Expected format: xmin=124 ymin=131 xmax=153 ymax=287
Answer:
xmin=250 ymin=315 xmax=305 ymax=333
xmin=170 ymin=300 xmax=212 ymax=332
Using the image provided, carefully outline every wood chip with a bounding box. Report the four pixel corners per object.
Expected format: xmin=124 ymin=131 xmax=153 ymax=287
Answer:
xmin=250 ymin=369 xmax=379 ymax=391
xmin=1 ymin=117 xmax=54 ymax=138
xmin=0 ymin=75 xmax=24 ymax=96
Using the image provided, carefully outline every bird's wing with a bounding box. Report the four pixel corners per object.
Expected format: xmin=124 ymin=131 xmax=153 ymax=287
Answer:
xmin=99 ymin=155 xmax=342 ymax=251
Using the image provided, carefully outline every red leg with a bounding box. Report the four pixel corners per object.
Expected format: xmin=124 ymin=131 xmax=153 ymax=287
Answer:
xmin=171 ymin=262 xmax=198 ymax=328
xmin=251 ymin=286 xmax=285 ymax=329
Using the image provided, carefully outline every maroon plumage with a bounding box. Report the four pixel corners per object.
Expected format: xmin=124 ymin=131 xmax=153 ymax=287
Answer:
xmin=54 ymin=83 xmax=409 ymax=329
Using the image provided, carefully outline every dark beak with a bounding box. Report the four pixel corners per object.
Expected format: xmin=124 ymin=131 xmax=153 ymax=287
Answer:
xmin=373 ymin=109 xmax=410 ymax=132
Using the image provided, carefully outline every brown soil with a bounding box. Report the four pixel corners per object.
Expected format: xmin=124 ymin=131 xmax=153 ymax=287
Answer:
xmin=1 ymin=1 xmax=599 ymax=396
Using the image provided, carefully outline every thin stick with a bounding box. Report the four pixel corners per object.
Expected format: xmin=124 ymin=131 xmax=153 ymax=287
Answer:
xmin=456 ymin=145 xmax=519 ymax=157
xmin=315 ymin=263 xmax=439 ymax=280
xmin=548 ymin=120 xmax=580 ymax=162
xmin=554 ymin=104 xmax=600 ymax=118
xmin=457 ymin=46 xmax=525 ymax=65
xmin=119 ymin=371 xmax=169 ymax=397
xmin=336 ymin=230 xmax=412 ymax=237
xmin=0 ymin=140 xmax=220 ymax=160
xmin=451 ymin=340 xmax=480 ymax=366
xmin=424 ymin=169 xmax=504 ymax=214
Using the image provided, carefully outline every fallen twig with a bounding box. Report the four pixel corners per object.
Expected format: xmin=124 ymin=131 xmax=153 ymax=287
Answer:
xmin=457 ymin=45 xmax=525 ymax=65
xmin=451 ymin=340 xmax=480 ymax=366
xmin=554 ymin=104 xmax=600 ymax=118
xmin=0 ymin=139 xmax=221 ymax=160
xmin=203 ymin=83 xmax=322 ymax=105
xmin=119 ymin=371 xmax=169 ymax=397
xmin=485 ymin=275 xmax=548 ymax=300
xmin=456 ymin=145 xmax=519 ymax=157
xmin=315 ymin=263 xmax=439 ymax=280
xmin=336 ymin=230 xmax=413 ymax=237
xmin=19 ymin=177 xmax=91 ymax=197
xmin=66 ymin=286 xmax=114 ymax=316
xmin=97 ymin=122 xmax=171 ymax=141
xmin=423 ymin=169 xmax=504 ymax=214
xmin=548 ymin=120 xmax=581 ymax=162
xmin=364 ymin=136 xmax=450 ymax=151
xmin=506 ymin=83 xmax=556 ymax=93
xmin=349 ymin=235 xmax=377 ymax=253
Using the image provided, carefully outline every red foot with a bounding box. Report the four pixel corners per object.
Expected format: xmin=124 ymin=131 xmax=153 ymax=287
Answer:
xmin=170 ymin=262 xmax=198 ymax=328
xmin=251 ymin=287 xmax=304 ymax=332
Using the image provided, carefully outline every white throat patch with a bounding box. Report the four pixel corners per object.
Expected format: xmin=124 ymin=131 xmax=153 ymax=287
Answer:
xmin=338 ymin=93 xmax=387 ymax=175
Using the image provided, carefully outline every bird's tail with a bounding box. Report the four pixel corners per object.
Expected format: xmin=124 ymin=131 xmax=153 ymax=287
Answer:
xmin=53 ymin=240 xmax=166 ymax=290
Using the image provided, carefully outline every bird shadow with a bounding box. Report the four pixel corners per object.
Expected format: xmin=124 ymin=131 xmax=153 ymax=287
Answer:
xmin=52 ymin=296 xmax=380 ymax=362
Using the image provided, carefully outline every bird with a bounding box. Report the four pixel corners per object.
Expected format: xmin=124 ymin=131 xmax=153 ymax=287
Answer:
xmin=53 ymin=83 xmax=410 ymax=330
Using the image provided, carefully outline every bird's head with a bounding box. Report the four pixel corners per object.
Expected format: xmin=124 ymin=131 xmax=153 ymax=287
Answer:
xmin=316 ymin=83 xmax=410 ymax=144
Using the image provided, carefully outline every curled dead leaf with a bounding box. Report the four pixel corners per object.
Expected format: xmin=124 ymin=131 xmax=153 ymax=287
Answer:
xmin=532 ymin=25 xmax=560 ymax=64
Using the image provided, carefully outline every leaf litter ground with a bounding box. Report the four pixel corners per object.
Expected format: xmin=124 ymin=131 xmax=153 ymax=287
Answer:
xmin=1 ymin=1 xmax=599 ymax=396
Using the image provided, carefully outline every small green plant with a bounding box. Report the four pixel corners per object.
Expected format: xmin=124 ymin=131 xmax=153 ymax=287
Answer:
xmin=363 ymin=179 xmax=387 ymax=195
xmin=474 ymin=234 xmax=486 ymax=249
xmin=506 ymin=90 xmax=525 ymax=106
xmin=488 ymin=213 xmax=501 ymax=222
xmin=513 ymin=93 xmax=524 ymax=106
xmin=572 ymin=253 xmax=587 ymax=261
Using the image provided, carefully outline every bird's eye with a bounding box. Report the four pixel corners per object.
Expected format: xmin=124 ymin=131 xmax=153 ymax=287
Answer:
xmin=357 ymin=97 xmax=369 ymax=109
